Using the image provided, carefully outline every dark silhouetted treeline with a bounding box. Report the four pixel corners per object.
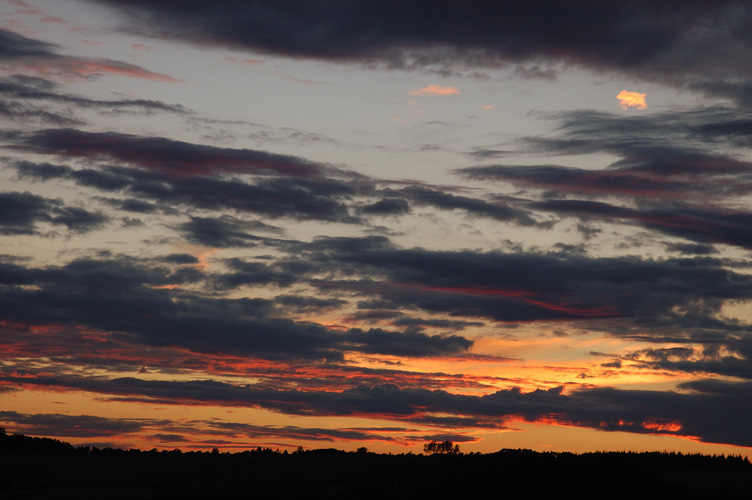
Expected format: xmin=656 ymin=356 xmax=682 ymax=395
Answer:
xmin=2 ymin=428 xmax=751 ymax=499
xmin=0 ymin=427 xmax=74 ymax=453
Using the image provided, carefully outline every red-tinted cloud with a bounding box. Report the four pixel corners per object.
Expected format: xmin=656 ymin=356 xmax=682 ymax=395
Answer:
xmin=405 ymin=284 xmax=620 ymax=319
xmin=10 ymin=128 xmax=325 ymax=178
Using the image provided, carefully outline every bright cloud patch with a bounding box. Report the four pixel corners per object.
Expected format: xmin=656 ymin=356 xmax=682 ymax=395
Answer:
xmin=616 ymin=90 xmax=647 ymax=110
xmin=408 ymin=85 xmax=461 ymax=96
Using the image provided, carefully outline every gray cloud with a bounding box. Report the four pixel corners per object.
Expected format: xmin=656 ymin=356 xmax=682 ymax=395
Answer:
xmin=9 ymin=128 xmax=326 ymax=178
xmin=0 ymin=191 xmax=108 ymax=235
xmin=0 ymin=255 xmax=473 ymax=361
xmin=85 ymin=1 xmax=752 ymax=105
xmin=0 ymin=75 xmax=187 ymax=126
xmin=13 ymin=159 xmax=361 ymax=223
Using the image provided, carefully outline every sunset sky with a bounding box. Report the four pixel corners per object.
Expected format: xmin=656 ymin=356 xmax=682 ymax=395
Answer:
xmin=2 ymin=0 xmax=752 ymax=455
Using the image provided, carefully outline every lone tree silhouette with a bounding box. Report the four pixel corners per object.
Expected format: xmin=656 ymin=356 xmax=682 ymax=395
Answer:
xmin=423 ymin=440 xmax=461 ymax=455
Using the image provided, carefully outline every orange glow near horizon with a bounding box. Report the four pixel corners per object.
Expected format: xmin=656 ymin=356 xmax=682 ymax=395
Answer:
xmin=2 ymin=371 xmax=750 ymax=457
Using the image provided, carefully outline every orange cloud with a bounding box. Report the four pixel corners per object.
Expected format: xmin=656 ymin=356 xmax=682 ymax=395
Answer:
xmin=643 ymin=419 xmax=682 ymax=433
xmin=616 ymin=90 xmax=647 ymax=110
xmin=408 ymin=84 xmax=461 ymax=96
xmin=6 ymin=58 xmax=181 ymax=83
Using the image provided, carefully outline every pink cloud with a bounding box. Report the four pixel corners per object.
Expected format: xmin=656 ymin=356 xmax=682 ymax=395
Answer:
xmin=408 ymin=84 xmax=461 ymax=96
xmin=274 ymin=71 xmax=323 ymax=85
xmin=5 ymin=57 xmax=182 ymax=83
xmin=4 ymin=0 xmax=65 ymax=24
xmin=226 ymin=56 xmax=262 ymax=66
xmin=64 ymin=59 xmax=181 ymax=82
xmin=131 ymin=43 xmax=156 ymax=51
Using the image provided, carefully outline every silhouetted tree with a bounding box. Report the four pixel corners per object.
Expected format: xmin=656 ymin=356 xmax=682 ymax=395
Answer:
xmin=423 ymin=440 xmax=461 ymax=455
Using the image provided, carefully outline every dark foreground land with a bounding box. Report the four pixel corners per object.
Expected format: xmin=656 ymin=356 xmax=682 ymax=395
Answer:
xmin=2 ymin=432 xmax=752 ymax=499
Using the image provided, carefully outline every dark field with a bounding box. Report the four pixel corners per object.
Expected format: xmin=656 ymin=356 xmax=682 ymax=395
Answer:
xmin=2 ymin=433 xmax=751 ymax=499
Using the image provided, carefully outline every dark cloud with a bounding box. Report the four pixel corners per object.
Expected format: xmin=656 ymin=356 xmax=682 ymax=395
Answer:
xmin=514 ymin=65 xmax=557 ymax=81
xmin=459 ymin=155 xmax=752 ymax=202
xmin=0 ymin=408 xmax=442 ymax=446
xmin=0 ymin=75 xmax=187 ymax=126
xmin=664 ymin=242 xmax=718 ymax=256
xmin=0 ymin=409 xmax=405 ymax=446
xmin=455 ymin=108 xmax=752 ymax=250
xmin=359 ymin=198 xmax=410 ymax=216
xmin=161 ymin=253 xmax=200 ymax=265
xmin=0 ymin=191 xmax=55 ymax=235
xmin=0 ymin=191 xmax=108 ymax=235
xmin=9 ymin=128 xmax=326 ymax=178
xmin=386 ymin=185 xmax=540 ymax=226
xmin=0 ymin=255 xmax=473 ymax=361
xmin=345 ymin=328 xmax=472 ymax=357
xmin=0 ymin=411 xmax=152 ymax=438
xmin=390 ymin=317 xmax=484 ymax=331
xmin=12 ymin=159 xmax=361 ymax=222
xmin=622 ymin=343 xmax=752 ymax=380
xmin=460 ymin=108 xmax=752 ymax=196
xmin=6 ymin=374 xmax=751 ymax=447
xmin=529 ymin=199 xmax=752 ymax=251
xmin=15 ymin=161 xmax=73 ymax=181
xmin=203 ymin=421 xmax=401 ymax=444
xmin=85 ymin=1 xmax=752 ymax=105
xmin=0 ymin=97 xmax=83 ymax=126
xmin=111 ymin=198 xmax=161 ymax=214
xmin=347 ymin=310 xmax=405 ymax=322
xmin=178 ymin=215 xmax=282 ymax=248
xmin=0 ymin=29 xmax=58 ymax=60
xmin=212 ymin=257 xmax=299 ymax=288
xmin=151 ymin=433 xmax=188 ymax=442
xmin=299 ymin=238 xmax=752 ymax=325
xmin=12 ymin=149 xmax=550 ymax=229
xmin=50 ymin=206 xmax=109 ymax=233
xmin=273 ymin=295 xmax=347 ymax=312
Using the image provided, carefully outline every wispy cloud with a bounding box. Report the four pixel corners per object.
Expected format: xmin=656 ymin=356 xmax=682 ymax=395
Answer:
xmin=225 ymin=56 xmax=261 ymax=66
xmin=0 ymin=28 xmax=179 ymax=82
xmin=408 ymin=85 xmax=460 ymax=96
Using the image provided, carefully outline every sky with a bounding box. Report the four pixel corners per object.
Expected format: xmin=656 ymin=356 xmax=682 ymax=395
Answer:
xmin=1 ymin=0 xmax=752 ymax=455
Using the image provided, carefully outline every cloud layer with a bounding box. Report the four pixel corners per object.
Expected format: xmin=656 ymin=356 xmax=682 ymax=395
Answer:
xmin=1 ymin=1 xmax=751 ymax=453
